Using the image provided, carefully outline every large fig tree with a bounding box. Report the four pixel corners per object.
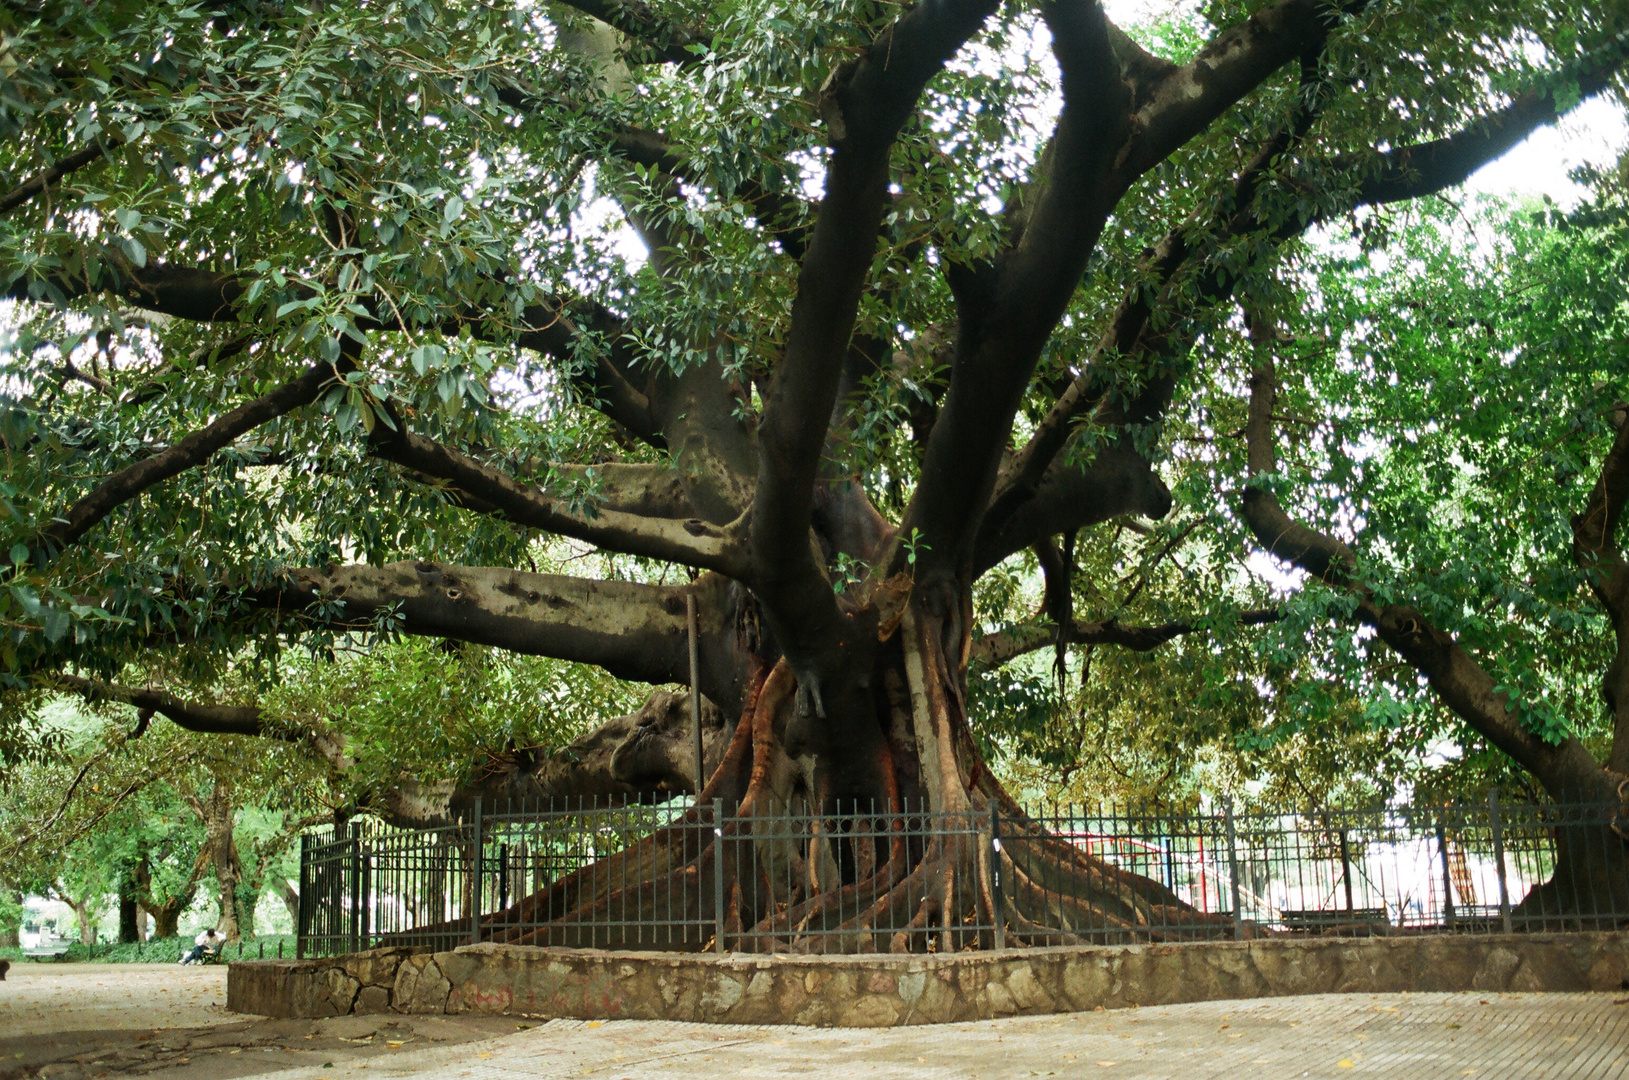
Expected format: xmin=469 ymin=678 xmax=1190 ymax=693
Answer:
xmin=4 ymin=0 xmax=1628 ymax=945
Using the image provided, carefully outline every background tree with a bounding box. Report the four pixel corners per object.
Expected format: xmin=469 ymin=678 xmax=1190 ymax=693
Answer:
xmin=1223 ymin=179 xmax=1629 ymax=914
xmin=4 ymin=0 xmax=1627 ymax=946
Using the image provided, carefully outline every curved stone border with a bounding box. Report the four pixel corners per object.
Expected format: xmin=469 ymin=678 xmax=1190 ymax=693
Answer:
xmin=227 ymin=932 xmax=1629 ymax=1027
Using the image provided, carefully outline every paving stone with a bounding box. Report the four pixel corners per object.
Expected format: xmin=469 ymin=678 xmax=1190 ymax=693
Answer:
xmin=206 ymin=992 xmax=1629 ymax=1080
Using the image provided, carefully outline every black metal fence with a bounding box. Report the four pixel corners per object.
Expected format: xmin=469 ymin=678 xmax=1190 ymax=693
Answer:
xmin=297 ymin=794 xmax=1629 ymax=957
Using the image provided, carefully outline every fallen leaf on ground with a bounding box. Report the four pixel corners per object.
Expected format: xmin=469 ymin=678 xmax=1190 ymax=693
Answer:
xmin=585 ymin=1021 xmax=603 ymax=1029
xmin=476 ymin=1052 xmax=492 ymax=1058
xmin=1337 ymin=1060 xmax=1354 ymax=1069
xmin=1096 ymin=1062 xmax=1116 ymax=1068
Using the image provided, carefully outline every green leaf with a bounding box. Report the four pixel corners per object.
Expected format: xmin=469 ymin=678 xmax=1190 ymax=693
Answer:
xmin=41 ymin=608 xmax=70 ymax=644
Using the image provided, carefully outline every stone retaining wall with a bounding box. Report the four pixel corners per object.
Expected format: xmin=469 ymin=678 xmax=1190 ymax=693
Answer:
xmin=227 ymin=932 xmax=1629 ymax=1027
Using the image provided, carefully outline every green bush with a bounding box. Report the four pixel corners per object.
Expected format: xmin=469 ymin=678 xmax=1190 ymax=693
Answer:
xmin=0 ymin=934 xmax=296 ymax=963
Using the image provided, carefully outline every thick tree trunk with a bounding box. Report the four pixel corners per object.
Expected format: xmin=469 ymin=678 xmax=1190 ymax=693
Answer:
xmin=118 ymin=891 xmax=140 ymax=944
xmin=1510 ymin=773 xmax=1629 ymax=927
xmin=139 ymin=846 xmax=209 ymax=940
xmin=277 ymin=878 xmax=299 ymax=927
xmin=1 ymin=892 xmax=21 ymax=948
xmin=149 ymin=904 xmax=181 ymax=939
xmin=67 ymin=895 xmax=97 ymax=946
xmin=197 ymin=780 xmax=244 ymax=940
xmin=118 ymin=851 xmax=143 ymax=943
xmin=452 ymin=590 xmax=1217 ymax=954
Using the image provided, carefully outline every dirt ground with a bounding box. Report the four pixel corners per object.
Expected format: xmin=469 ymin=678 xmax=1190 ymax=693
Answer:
xmin=0 ymin=964 xmax=523 ymax=1080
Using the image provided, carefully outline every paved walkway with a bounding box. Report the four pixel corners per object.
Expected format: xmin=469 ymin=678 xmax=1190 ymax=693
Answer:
xmin=0 ymin=963 xmax=232 ymax=1035
xmin=4 ymin=965 xmax=1625 ymax=1080
xmin=234 ymin=992 xmax=1629 ymax=1080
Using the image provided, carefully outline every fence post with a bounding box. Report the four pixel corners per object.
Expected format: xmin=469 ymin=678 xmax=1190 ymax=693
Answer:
xmin=349 ymin=822 xmax=363 ymax=954
xmin=1435 ymin=811 xmax=1456 ymax=931
xmin=1223 ymin=798 xmax=1242 ymax=942
xmin=470 ymin=796 xmax=484 ymax=947
xmin=989 ymin=801 xmax=1005 ymax=951
xmin=688 ymin=593 xmax=704 ymax=795
xmin=1489 ymin=790 xmax=1512 ymax=934
xmin=359 ymin=834 xmax=372 ymax=950
xmin=297 ymin=832 xmax=310 ymax=959
xmin=713 ymin=798 xmax=726 ymax=954
xmin=1339 ymin=828 xmax=1355 ymax=914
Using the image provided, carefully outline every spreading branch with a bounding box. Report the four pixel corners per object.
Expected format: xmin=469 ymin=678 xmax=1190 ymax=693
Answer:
xmin=749 ymin=0 xmax=1001 ymax=663
xmin=34 ymin=356 xmax=352 ymax=559
xmin=243 ymin=561 xmax=743 ymax=700
xmin=0 ymin=137 xmax=126 ymax=217
xmin=971 ymin=609 xmax=1280 ymax=668
xmin=978 ymin=35 xmax=1629 ymax=577
xmin=370 ymin=428 xmax=747 ymax=575
xmin=1571 ymin=408 xmax=1629 ymax=774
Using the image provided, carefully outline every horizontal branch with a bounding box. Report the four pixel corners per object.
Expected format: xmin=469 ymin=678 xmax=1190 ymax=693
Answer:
xmin=554 ymin=0 xmax=709 ymax=64
xmin=37 ymin=356 xmax=352 ymax=558
xmin=54 ymin=672 xmax=267 ymax=736
xmin=249 ymin=561 xmax=731 ymax=693
xmin=52 ymin=673 xmax=470 ymax=827
xmin=9 ymin=248 xmax=668 ymax=447
xmin=1358 ymin=40 xmax=1629 ymax=206
xmin=370 ymin=428 xmax=746 ymax=575
xmin=0 ymin=136 xmax=126 ymax=217
xmin=972 ymin=443 xmax=1173 ymax=576
xmin=972 ymin=608 xmax=1280 ymax=668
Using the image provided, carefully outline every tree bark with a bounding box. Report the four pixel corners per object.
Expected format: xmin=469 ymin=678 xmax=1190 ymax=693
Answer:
xmin=192 ymin=779 xmax=245 ymax=941
xmin=118 ymin=864 xmax=141 ymax=944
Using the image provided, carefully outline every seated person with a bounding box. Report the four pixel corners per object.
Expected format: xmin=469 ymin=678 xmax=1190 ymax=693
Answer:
xmin=178 ymin=927 xmax=222 ymax=965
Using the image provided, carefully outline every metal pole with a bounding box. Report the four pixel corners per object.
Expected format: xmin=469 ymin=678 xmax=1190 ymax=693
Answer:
xmin=360 ymin=837 xmax=371 ymax=951
xmin=1489 ymin=790 xmax=1512 ymax=934
xmin=297 ymin=832 xmax=310 ymax=959
xmin=1223 ymin=799 xmax=1243 ymax=941
xmin=688 ymin=592 xmax=705 ymax=799
xmin=1436 ymin=812 xmax=1456 ymax=931
xmin=1339 ymin=828 xmax=1354 ymax=914
xmin=713 ymin=797 xmax=726 ymax=954
xmin=470 ymin=796 xmax=484 ymax=947
xmin=989 ymin=801 xmax=1006 ymax=951
xmin=349 ymin=822 xmax=363 ymax=954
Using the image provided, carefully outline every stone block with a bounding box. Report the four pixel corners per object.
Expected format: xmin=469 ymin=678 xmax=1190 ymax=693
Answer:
xmin=356 ymin=986 xmax=391 ymax=1014
xmin=392 ymin=961 xmax=420 ymax=1013
xmin=302 ymin=967 xmax=356 ymax=1017
xmin=699 ymin=971 xmax=745 ymax=1016
xmin=841 ymin=996 xmax=900 ymax=1027
xmin=897 ymin=970 xmax=926 ymax=1007
xmin=404 ymin=962 xmax=450 ymax=1014
xmin=1588 ymin=953 xmax=1627 ymax=992
xmin=1005 ymin=964 xmax=1051 ymax=1011
xmin=1061 ymin=956 xmax=1112 ymax=1010
xmin=1471 ymin=946 xmax=1521 ymax=991
xmin=983 ymin=979 xmax=1016 ymax=1016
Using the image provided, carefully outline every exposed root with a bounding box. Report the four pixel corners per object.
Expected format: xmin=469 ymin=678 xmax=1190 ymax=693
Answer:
xmin=400 ymin=606 xmax=1243 ymax=954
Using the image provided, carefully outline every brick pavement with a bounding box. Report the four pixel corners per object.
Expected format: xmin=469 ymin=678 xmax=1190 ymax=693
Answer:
xmin=225 ymin=992 xmax=1629 ymax=1080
